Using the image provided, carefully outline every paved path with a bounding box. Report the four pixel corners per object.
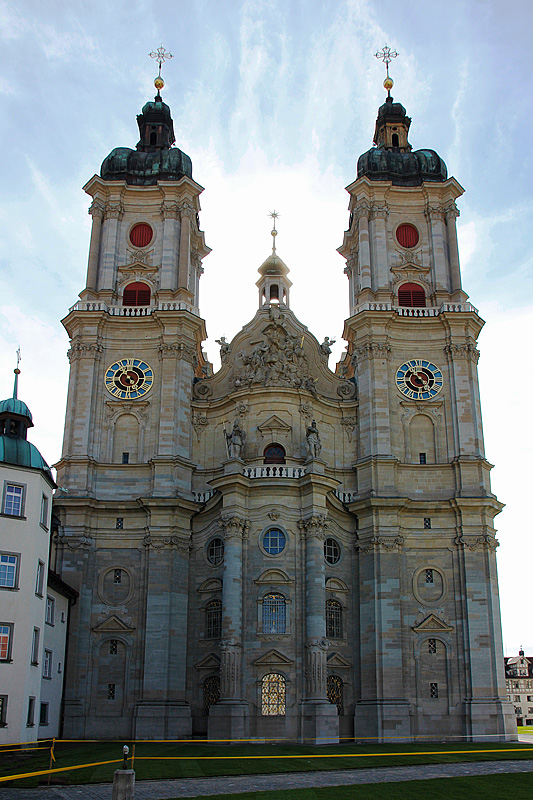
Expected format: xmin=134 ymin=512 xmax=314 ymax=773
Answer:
xmin=3 ymin=757 xmax=533 ymax=800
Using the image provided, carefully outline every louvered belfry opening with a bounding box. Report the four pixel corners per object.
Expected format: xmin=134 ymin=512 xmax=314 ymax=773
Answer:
xmin=123 ymin=282 xmax=151 ymax=306
xmin=398 ymin=282 xmax=426 ymax=308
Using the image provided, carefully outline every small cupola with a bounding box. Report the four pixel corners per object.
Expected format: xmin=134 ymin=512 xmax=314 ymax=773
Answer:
xmin=256 ymin=212 xmax=292 ymax=309
xmin=373 ymin=96 xmax=412 ymax=152
xmin=0 ymin=366 xmax=33 ymax=439
xmin=136 ymin=95 xmax=176 ymax=152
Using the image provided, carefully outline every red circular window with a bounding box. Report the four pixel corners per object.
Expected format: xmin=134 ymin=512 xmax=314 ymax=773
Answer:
xmin=396 ymin=223 xmax=419 ymax=248
xmin=129 ymin=223 xmax=153 ymax=248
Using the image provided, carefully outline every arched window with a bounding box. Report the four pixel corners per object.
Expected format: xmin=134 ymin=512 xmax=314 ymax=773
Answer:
xmin=392 ymin=133 xmax=399 ymax=147
xmin=398 ymin=282 xmax=426 ymax=308
xmin=123 ymin=282 xmax=151 ymax=306
xmin=261 ymin=673 xmax=286 ymax=715
xmin=326 ymin=599 xmax=342 ymax=638
xmin=262 ymin=593 xmax=286 ymax=634
xmin=264 ymin=444 xmax=286 ymax=464
xmin=327 ymin=675 xmax=343 ymax=714
xmin=269 ymin=284 xmax=279 ymax=302
xmin=150 ymin=131 xmax=157 ymax=146
xmin=203 ymin=675 xmax=220 ymax=715
xmin=206 ymin=599 xmax=222 ymax=639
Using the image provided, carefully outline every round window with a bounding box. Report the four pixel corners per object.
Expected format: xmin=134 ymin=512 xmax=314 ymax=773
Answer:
xmin=130 ymin=222 xmax=153 ymax=248
xmin=262 ymin=528 xmax=286 ymax=555
xmin=324 ymin=537 xmax=341 ymax=564
xmin=396 ymin=223 xmax=419 ymax=249
xmin=207 ymin=538 xmax=224 ymax=565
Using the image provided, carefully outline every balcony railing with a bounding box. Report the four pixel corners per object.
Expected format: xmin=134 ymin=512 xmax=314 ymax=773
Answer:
xmin=192 ymin=490 xmax=217 ymax=504
xmin=353 ymin=302 xmax=479 ymax=316
xmin=243 ymin=466 xmax=306 ymax=479
xmin=69 ymin=300 xmax=199 ymax=316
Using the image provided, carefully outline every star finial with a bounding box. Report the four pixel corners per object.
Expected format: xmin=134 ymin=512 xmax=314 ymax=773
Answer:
xmin=269 ymin=210 xmax=280 ymax=254
xmin=149 ymin=45 xmax=174 ymax=95
xmin=374 ymin=44 xmax=398 ymax=96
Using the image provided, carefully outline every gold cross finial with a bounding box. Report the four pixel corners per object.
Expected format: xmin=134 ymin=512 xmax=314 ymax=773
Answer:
xmin=269 ymin=210 xmax=280 ymax=254
xmin=149 ymin=45 xmax=173 ymax=95
xmin=375 ymin=44 xmax=398 ymax=95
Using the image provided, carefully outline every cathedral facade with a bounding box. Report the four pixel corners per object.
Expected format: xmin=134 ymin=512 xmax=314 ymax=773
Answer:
xmin=52 ymin=82 xmax=516 ymax=742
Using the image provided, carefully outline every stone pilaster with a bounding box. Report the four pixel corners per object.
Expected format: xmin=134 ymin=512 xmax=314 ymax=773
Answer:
xmin=159 ymin=201 xmax=181 ymax=292
xmin=425 ymin=204 xmax=449 ymax=293
xmin=445 ymin=203 xmax=462 ymax=296
xmin=84 ymin=199 xmax=105 ymax=294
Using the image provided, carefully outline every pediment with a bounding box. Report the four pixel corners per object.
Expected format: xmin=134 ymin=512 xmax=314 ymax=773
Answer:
xmin=325 ymin=577 xmax=348 ymax=593
xmin=195 ymin=653 xmax=221 ymax=670
xmin=257 ymin=415 xmax=292 ymax=434
xmin=253 ymin=648 xmax=294 ymax=666
xmin=327 ymin=652 xmax=352 ymax=669
xmin=255 ymin=569 xmax=293 ymax=585
xmin=93 ymin=615 xmax=135 ymax=634
xmin=413 ymin=614 xmax=453 ymax=633
xmin=198 ymin=578 xmax=223 ymax=593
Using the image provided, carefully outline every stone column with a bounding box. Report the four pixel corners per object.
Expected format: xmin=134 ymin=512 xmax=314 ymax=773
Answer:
xmin=85 ymin=200 xmax=105 ymax=293
xmin=98 ymin=201 xmax=123 ymax=291
xmin=369 ymin=204 xmax=389 ymax=292
xmin=177 ymin=203 xmax=194 ymax=292
xmin=208 ymin=514 xmax=249 ymax=740
xmin=445 ymin=203 xmax=462 ymax=296
xmin=357 ymin=203 xmax=372 ymax=291
xmin=426 ymin=204 xmax=449 ymax=293
xmin=160 ymin=201 xmax=180 ymax=291
xmin=298 ymin=514 xmax=339 ymax=744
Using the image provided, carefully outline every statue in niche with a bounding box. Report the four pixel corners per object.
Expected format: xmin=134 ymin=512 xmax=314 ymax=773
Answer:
xmin=319 ymin=336 xmax=336 ymax=356
xmin=306 ymin=419 xmax=322 ymax=459
xmin=225 ymin=419 xmax=246 ymax=459
xmin=215 ymin=336 xmax=231 ymax=362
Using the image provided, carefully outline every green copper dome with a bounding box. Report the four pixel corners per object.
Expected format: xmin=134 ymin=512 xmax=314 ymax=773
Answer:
xmin=100 ymin=94 xmax=193 ymax=186
xmin=0 ymin=396 xmax=33 ymax=422
xmin=0 ymin=435 xmax=52 ymax=479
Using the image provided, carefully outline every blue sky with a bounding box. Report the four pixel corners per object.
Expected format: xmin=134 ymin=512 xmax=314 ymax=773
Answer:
xmin=0 ymin=0 xmax=531 ymax=654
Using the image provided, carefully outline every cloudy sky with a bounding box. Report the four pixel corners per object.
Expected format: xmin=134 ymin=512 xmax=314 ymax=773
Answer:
xmin=0 ymin=0 xmax=531 ymax=655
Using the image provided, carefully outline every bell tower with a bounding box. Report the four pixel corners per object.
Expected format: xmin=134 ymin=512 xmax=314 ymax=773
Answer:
xmin=336 ymin=47 xmax=515 ymax=741
xmin=53 ymin=52 xmax=211 ymax=739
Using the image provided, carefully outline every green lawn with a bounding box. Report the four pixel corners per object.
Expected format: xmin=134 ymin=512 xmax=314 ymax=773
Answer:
xmin=1 ymin=740 xmax=532 ymax=788
xmin=180 ymin=773 xmax=533 ymax=800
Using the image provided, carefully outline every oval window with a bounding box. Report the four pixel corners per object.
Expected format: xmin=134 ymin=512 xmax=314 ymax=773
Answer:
xmin=262 ymin=529 xmax=286 ymax=555
xmin=207 ymin=538 xmax=224 ymax=565
xmin=396 ymin=223 xmax=419 ymax=248
xmin=130 ymin=223 xmax=153 ymax=248
xmin=324 ymin=537 xmax=341 ymax=565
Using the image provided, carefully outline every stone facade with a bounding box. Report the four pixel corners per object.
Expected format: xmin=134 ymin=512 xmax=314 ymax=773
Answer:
xmin=52 ymin=90 xmax=516 ymax=743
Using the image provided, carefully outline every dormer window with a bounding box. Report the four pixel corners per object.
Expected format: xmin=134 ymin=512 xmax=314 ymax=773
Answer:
xmin=398 ymin=282 xmax=426 ymax=308
xmin=123 ymin=282 xmax=151 ymax=306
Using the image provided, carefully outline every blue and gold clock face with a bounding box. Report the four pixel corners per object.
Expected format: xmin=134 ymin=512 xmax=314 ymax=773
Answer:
xmin=395 ymin=359 xmax=443 ymax=400
xmin=105 ymin=358 xmax=153 ymax=399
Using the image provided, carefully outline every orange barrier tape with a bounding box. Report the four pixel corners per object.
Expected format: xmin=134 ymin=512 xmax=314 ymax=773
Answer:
xmin=0 ymin=759 xmax=122 ymax=784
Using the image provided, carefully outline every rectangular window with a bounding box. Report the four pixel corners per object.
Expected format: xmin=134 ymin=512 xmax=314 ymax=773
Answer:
xmin=110 ymin=639 xmax=118 ymax=655
xmin=122 ymin=452 xmax=129 ymax=464
xmin=425 ymin=569 xmax=434 ymax=584
xmin=0 ymin=553 xmax=18 ymax=588
xmin=424 ymin=517 xmax=432 ymax=529
xmin=43 ymin=649 xmax=52 ymax=679
xmin=35 ymin=560 xmax=45 ymax=596
xmin=27 ymin=696 xmax=35 ymax=727
xmin=430 ymin=682 xmax=439 ymax=698
xmin=516 ymin=706 xmax=522 ymax=715
xmin=40 ymin=702 xmax=49 ymax=725
xmin=0 ymin=695 xmax=7 ymax=726
xmin=116 ymin=518 xmax=123 ymax=530
xmin=45 ymin=596 xmax=55 ymax=625
xmin=514 ymin=695 xmax=521 ymax=702
xmin=108 ymin=684 xmax=116 ymax=700
xmin=40 ymin=494 xmax=49 ymax=528
xmin=113 ymin=570 xmax=122 ymax=584
xmin=527 ymin=719 xmax=533 ymax=726
xmin=428 ymin=638 xmax=437 ymax=654
xmin=0 ymin=624 xmax=13 ymax=661
xmin=2 ymin=483 xmax=24 ymax=517
xmin=31 ymin=628 xmax=40 ymax=665
xmin=528 ymin=707 xmax=533 ymax=714
xmin=419 ymin=452 xmax=427 ymax=464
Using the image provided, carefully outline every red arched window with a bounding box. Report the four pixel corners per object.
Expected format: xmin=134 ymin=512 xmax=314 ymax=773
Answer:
xmin=264 ymin=444 xmax=286 ymax=464
xmin=129 ymin=223 xmax=153 ymax=248
xmin=396 ymin=223 xmax=419 ymax=248
xmin=123 ymin=282 xmax=151 ymax=306
xmin=398 ymin=283 xmax=426 ymax=308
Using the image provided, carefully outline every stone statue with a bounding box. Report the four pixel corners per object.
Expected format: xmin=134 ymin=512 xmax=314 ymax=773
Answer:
xmin=215 ymin=336 xmax=231 ymax=362
xmin=225 ymin=419 xmax=246 ymax=459
xmin=319 ymin=336 xmax=336 ymax=356
xmin=306 ymin=419 xmax=322 ymax=459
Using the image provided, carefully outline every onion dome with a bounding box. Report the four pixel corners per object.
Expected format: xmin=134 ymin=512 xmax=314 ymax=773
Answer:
xmin=0 ymin=368 xmax=53 ymax=481
xmin=357 ymin=96 xmax=447 ymax=186
xmin=100 ymin=94 xmax=192 ymax=186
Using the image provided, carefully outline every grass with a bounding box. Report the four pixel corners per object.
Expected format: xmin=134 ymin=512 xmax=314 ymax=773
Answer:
xmin=1 ymin=739 xmax=533 ymax=788
xmin=178 ymin=773 xmax=533 ymax=800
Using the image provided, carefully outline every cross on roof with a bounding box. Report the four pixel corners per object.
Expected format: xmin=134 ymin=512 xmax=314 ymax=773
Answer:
xmin=149 ymin=45 xmax=174 ymax=77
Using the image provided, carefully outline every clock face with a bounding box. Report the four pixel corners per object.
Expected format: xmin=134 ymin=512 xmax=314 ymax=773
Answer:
xmin=105 ymin=358 xmax=153 ymax=399
xmin=395 ymin=359 xmax=443 ymax=400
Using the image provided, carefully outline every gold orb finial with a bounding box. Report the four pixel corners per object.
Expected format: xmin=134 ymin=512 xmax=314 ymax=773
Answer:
xmin=384 ymin=76 xmax=394 ymax=92
xmin=154 ymin=76 xmax=165 ymax=91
